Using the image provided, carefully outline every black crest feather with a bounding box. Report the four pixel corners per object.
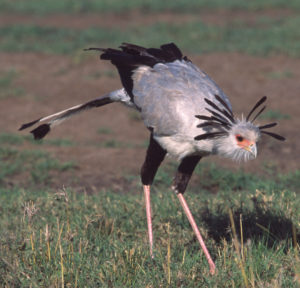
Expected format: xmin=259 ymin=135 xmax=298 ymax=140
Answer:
xmin=195 ymin=94 xmax=285 ymax=142
xmin=251 ymin=106 xmax=266 ymax=122
xmin=259 ymin=122 xmax=277 ymax=130
xmin=204 ymin=98 xmax=235 ymax=123
xmin=214 ymin=94 xmax=233 ymax=117
xmin=261 ymin=131 xmax=285 ymax=141
xmin=194 ymin=132 xmax=227 ymax=141
xmin=246 ymin=96 xmax=267 ymax=121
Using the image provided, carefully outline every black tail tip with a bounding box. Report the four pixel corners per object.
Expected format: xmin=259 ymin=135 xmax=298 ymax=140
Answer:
xmin=19 ymin=118 xmax=41 ymax=131
xmin=30 ymin=124 xmax=50 ymax=140
xmin=19 ymin=124 xmax=28 ymax=131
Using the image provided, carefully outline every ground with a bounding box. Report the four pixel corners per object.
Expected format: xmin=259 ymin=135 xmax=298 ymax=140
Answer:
xmin=0 ymin=6 xmax=299 ymax=287
xmin=0 ymin=10 xmax=299 ymax=193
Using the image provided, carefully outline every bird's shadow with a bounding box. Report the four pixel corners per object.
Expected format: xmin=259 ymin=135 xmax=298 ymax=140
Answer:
xmin=199 ymin=197 xmax=299 ymax=250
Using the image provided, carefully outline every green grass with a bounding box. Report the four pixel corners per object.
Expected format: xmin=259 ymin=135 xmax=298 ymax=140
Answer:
xmin=96 ymin=139 xmax=145 ymax=149
xmin=0 ymin=0 xmax=300 ymax=14
xmin=154 ymin=161 xmax=300 ymax=195
xmin=0 ymin=170 xmax=298 ymax=287
xmin=85 ymin=70 xmax=117 ymax=80
xmin=97 ymin=127 xmax=112 ymax=135
xmin=0 ymin=146 xmax=74 ymax=186
xmin=266 ymin=70 xmax=294 ymax=79
xmin=0 ymin=141 xmax=299 ymax=286
xmin=0 ymin=69 xmax=25 ymax=99
xmin=0 ymin=132 xmax=75 ymax=186
xmin=258 ymin=110 xmax=291 ymax=120
xmin=0 ymin=137 xmax=299 ymax=286
xmin=101 ymin=139 xmax=127 ymax=148
xmin=128 ymin=111 xmax=142 ymax=122
xmin=1 ymin=16 xmax=300 ymax=57
xmin=0 ymin=132 xmax=74 ymax=147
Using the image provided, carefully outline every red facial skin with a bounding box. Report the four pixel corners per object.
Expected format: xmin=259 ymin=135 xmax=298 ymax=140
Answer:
xmin=235 ymin=134 xmax=255 ymax=150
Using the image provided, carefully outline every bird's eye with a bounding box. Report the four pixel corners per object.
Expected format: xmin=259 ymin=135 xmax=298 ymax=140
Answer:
xmin=236 ymin=135 xmax=244 ymax=142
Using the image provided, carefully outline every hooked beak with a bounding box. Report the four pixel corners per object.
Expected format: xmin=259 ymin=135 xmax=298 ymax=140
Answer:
xmin=244 ymin=143 xmax=257 ymax=158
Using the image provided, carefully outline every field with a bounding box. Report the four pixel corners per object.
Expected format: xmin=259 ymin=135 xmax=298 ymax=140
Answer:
xmin=0 ymin=1 xmax=299 ymax=287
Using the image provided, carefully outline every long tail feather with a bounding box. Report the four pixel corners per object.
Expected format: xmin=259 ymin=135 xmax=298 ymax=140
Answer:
xmin=19 ymin=102 xmax=84 ymax=131
xmin=19 ymin=93 xmax=114 ymax=140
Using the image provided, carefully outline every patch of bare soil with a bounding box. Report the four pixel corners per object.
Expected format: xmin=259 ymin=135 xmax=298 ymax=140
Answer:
xmin=1 ymin=49 xmax=299 ymax=192
xmin=0 ymin=9 xmax=295 ymax=29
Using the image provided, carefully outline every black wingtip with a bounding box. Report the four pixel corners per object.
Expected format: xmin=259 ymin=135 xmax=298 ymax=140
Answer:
xmin=19 ymin=118 xmax=41 ymax=131
xmin=30 ymin=124 xmax=51 ymax=140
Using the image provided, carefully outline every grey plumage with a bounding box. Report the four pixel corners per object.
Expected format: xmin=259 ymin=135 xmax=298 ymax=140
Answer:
xmin=20 ymin=43 xmax=284 ymax=158
xmin=19 ymin=89 xmax=130 ymax=139
xmin=20 ymin=43 xmax=284 ymax=159
xmin=132 ymin=61 xmax=230 ymax=134
xmin=19 ymin=43 xmax=285 ymax=275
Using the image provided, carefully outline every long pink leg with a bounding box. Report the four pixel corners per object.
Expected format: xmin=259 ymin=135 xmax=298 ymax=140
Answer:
xmin=144 ymin=185 xmax=154 ymax=258
xmin=177 ymin=193 xmax=216 ymax=275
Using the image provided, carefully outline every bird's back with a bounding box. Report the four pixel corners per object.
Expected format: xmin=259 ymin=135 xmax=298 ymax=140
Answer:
xmin=132 ymin=59 xmax=231 ymax=137
xmin=100 ymin=43 xmax=232 ymax=144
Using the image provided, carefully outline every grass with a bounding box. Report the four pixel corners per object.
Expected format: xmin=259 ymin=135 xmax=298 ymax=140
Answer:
xmin=96 ymin=139 xmax=145 ymax=149
xmin=0 ymin=168 xmax=299 ymax=287
xmin=0 ymin=144 xmax=74 ymax=187
xmin=85 ymin=70 xmax=117 ymax=80
xmin=100 ymin=139 xmax=127 ymax=148
xmin=0 ymin=69 xmax=25 ymax=99
xmin=0 ymin=132 xmax=74 ymax=147
xmin=128 ymin=111 xmax=142 ymax=122
xmin=1 ymin=16 xmax=300 ymax=57
xmin=0 ymin=132 xmax=75 ymax=187
xmin=258 ymin=110 xmax=291 ymax=120
xmin=0 ymin=132 xmax=299 ymax=286
xmin=0 ymin=146 xmax=74 ymax=185
xmin=266 ymin=70 xmax=294 ymax=79
xmin=0 ymin=0 xmax=300 ymax=14
xmin=97 ymin=127 xmax=112 ymax=135
xmin=0 ymin=1 xmax=299 ymax=284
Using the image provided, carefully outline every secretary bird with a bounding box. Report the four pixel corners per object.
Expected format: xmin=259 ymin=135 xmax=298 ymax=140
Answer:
xmin=20 ymin=43 xmax=285 ymax=274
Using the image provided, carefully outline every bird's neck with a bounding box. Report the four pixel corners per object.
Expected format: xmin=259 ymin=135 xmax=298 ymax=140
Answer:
xmin=213 ymin=135 xmax=246 ymax=162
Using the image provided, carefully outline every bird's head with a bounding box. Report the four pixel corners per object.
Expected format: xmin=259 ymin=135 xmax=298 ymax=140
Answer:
xmin=195 ymin=95 xmax=285 ymax=162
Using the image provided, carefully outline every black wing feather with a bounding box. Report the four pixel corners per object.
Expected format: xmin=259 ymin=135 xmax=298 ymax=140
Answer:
xmin=85 ymin=43 xmax=186 ymax=100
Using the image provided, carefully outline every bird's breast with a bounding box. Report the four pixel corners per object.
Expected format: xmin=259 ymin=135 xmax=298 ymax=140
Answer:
xmin=154 ymin=134 xmax=212 ymax=160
